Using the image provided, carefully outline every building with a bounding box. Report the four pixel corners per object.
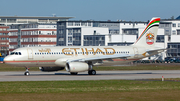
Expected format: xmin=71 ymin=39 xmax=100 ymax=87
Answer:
xmin=0 ymin=16 xmax=73 ymax=25
xmin=9 ymin=23 xmax=57 ymax=52
xmin=57 ymin=21 xmax=111 ymax=46
xmin=0 ymin=25 xmax=9 ymax=56
xmin=56 ymin=20 xmax=147 ymax=46
xmin=161 ymin=17 xmax=180 ymax=57
xmin=0 ymin=16 xmax=73 ymax=52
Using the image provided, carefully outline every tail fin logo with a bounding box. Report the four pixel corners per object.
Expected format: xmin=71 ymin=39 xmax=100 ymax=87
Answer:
xmin=146 ymin=33 xmax=154 ymax=45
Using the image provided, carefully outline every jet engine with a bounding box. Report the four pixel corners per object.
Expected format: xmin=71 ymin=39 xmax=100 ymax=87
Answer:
xmin=65 ymin=62 xmax=89 ymax=72
xmin=39 ymin=66 xmax=64 ymax=72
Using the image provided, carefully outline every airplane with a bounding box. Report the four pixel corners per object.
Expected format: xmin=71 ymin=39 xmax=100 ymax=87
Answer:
xmin=3 ymin=17 xmax=164 ymax=76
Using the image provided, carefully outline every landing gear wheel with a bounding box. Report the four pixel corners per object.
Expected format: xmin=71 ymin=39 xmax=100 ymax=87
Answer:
xmin=24 ymin=71 xmax=30 ymax=76
xmin=88 ymin=70 xmax=96 ymax=75
xmin=24 ymin=67 xmax=30 ymax=76
xmin=88 ymin=71 xmax=92 ymax=75
xmin=70 ymin=72 xmax=78 ymax=75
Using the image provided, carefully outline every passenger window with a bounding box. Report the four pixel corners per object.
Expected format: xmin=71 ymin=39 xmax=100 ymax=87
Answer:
xmin=15 ymin=52 xmax=18 ymax=55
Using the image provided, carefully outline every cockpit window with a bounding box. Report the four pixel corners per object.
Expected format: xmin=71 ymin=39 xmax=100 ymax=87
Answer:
xmin=10 ymin=52 xmax=15 ymax=55
xmin=10 ymin=52 xmax=22 ymax=55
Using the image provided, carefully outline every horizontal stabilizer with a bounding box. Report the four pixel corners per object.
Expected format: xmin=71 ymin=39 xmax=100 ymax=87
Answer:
xmin=146 ymin=48 xmax=168 ymax=53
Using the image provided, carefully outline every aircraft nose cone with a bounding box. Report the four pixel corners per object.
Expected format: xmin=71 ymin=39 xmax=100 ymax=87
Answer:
xmin=3 ymin=57 xmax=8 ymax=63
xmin=3 ymin=56 xmax=11 ymax=64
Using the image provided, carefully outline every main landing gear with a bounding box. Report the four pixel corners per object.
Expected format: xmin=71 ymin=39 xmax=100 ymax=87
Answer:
xmin=70 ymin=72 xmax=78 ymax=75
xmin=88 ymin=70 xmax=96 ymax=75
xmin=70 ymin=70 xmax=96 ymax=75
xmin=24 ymin=67 xmax=30 ymax=76
xmin=88 ymin=64 xmax=96 ymax=75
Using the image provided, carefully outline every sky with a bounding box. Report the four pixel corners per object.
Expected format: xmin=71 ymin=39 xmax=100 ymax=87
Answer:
xmin=1 ymin=0 xmax=180 ymax=21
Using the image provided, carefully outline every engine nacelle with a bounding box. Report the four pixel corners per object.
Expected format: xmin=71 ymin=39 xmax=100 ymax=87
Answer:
xmin=65 ymin=62 xmax=89 ymax=72
xmin=39 ymin=66 xmax=64 ymax=72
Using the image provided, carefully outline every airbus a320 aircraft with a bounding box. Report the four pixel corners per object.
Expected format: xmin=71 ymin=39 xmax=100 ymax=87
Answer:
xmin=4 ymin=17 xmax=164 ymax=76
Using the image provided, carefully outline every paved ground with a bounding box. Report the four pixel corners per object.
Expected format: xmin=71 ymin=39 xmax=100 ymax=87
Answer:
xmin=0 ymin=70 xmax=180 ymax=81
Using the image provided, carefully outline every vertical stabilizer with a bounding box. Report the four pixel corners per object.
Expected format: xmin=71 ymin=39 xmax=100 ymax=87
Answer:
xmin=133 ymin=17 xmax=160 ymax=47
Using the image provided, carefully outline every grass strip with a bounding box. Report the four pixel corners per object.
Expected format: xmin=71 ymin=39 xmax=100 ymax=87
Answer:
xmin=0 ymin=80 xmax=180 ymax=101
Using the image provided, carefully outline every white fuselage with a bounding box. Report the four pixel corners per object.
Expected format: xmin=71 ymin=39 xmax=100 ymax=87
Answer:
xmin=4 ymin=46 xmax=149 ymax=67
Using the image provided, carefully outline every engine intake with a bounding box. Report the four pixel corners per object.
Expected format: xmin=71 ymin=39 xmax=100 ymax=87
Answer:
xmin=65 ymin=62 xmax=89 ymax=72
xmin=39 ymin=66 xmax=64 ymax=72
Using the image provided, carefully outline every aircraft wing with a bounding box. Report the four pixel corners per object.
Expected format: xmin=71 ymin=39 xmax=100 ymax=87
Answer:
xmin=68 ymin=54 xmax=133 ymax=62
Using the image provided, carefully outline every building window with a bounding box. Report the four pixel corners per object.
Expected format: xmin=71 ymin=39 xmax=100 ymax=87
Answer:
xmin=68 ymin=29 xmax=73 ymax=34
xmin=81 ymin=22 xmax=87 ymax=26
xmin=75 ymin=22 xmax=80 ymax=26
xmin=1 ymin=38 xmax=7 ymax=40
xmin=178 ymin=23 xmax=180 ymax=27
xmin=177 ymin=30 xmax=180 ymax=35
xmin=59 ymin=38 xmax=64 ymax=41
xmin=168 ymin=35 xmax=171 ymax=41
xmin=88 ymin=23 xmax=91 ymax=26
xmin=172 ymin=23 xmax=176 ymax=27
xmin=68 ymin=37 xmax=72 ymax=43
xmin=52 ymin=31 xmax=56 ymax=35
xmin=59 ymin=30 xmax=63 ymax=34
xmin=83 ymin=35 xmax=105 ymax=46
xmin=165 ymin=30 xmax=169 ymax=35
xmin=156 ymin=35 xmax=164 ymax=42
xmin=172 ymin=30 xmax=176 ymax=35
xmin=165 ymin=24 xmax=169 ymax=27
xmin=68 ymin=22 xmax=73 ymax=26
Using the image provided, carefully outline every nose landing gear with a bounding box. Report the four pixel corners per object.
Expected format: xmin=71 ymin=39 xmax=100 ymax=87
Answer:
xmin=24 ymin=67 xmax=30 ymax=76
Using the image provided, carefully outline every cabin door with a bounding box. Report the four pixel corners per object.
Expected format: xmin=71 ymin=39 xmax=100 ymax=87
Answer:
xmin=27 ymin=49 xmax=33 ymax=59
xmin=133 ymin=47 xmax=139 ymax=58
